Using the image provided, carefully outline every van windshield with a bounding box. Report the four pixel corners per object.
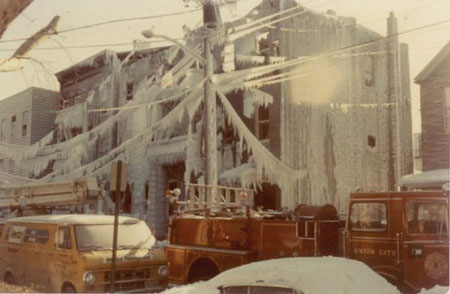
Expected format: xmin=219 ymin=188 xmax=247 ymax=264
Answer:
xmin=406 ymin=201 xmax=448 ymax=235
xmin=75 ymin=221 xmax=155 ymax=251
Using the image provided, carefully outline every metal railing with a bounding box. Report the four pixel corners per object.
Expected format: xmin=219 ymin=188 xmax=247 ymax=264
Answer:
xmin=175 ymin=183 xmax=254 ymax=213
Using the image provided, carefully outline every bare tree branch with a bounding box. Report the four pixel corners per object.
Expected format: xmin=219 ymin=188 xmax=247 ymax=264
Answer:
xmin=0 ymin=16 xmax=60 ymax=72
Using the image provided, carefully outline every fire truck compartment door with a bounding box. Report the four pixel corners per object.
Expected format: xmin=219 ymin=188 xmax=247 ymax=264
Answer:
xmin=401 ymin=241 xmax=449 ymax=290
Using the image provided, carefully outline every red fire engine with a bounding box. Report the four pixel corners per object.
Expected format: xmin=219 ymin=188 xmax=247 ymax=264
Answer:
xmin=165 ymin=184 xmax=449 ymax=293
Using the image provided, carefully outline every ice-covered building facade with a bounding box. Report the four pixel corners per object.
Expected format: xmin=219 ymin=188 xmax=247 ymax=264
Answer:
xmin=0 ymin=0 xmax=413 ymax=238
xmin=218 ymin=0 xmax=413 ymax=212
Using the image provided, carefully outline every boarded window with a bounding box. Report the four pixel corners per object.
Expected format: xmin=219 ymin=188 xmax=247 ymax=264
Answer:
xmin=367 ymin=135 xmax=376 ymax=148
xmin=350 ymin=202 xmax=387 ymax=231
xmin=444 ymin=87 xmax=450 ymax=132
xmin=364 ymin=56 xmax=375 ymax=87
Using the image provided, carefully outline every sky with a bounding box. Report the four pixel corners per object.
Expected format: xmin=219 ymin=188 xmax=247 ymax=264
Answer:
xmin=0 ymin=0 xmax=449 ymax=134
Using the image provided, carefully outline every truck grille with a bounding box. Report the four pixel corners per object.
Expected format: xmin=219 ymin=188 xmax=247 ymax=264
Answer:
xmin=103 ymin=268 xmax=151 ymax=292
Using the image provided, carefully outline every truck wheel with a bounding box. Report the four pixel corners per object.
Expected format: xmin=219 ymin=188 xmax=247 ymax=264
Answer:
xmin=188 ymin=258 xmax=219 ymax=283
xmin=62 ymin=283 xmax=76 ymax=293
xmin=4 ymin=272 xmax=15 ymax=285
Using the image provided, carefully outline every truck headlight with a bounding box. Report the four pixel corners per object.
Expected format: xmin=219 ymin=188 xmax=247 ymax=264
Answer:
xmin=158 ymin=265 xmax=168 ymax=277
xmin=83 ymin=271 xmax=96 ymax=285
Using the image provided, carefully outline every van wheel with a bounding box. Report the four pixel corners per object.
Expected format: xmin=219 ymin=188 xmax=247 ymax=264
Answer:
xmin=4 ymin=272 xmax=15 ymax=285
xmin=62 ymin=283 xmax=76 ymax=293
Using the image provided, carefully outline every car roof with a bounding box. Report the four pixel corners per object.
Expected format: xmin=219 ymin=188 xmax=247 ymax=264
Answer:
xmin=6 ymin=214 xmax=141 ymax=225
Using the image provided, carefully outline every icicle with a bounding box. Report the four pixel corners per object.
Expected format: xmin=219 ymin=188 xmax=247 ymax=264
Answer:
xmin=218 ymin=90 xmax=306 ymax=206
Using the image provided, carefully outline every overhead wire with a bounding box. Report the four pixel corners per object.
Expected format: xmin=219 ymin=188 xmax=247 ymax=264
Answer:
xmin=0 ymin=0 xmax=240 ymax=44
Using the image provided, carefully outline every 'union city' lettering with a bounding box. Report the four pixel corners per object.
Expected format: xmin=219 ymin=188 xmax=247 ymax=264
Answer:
xmin=354 ymin=248 xmax=375 ymax=255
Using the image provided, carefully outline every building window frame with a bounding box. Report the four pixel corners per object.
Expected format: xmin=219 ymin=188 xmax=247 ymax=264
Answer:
xmin=364 ymin=55 xmax=375 ymax=87
xmin=0 ymin=119 xmax=6 ymax=141
xmin=255 ymin=105 xmax=270 ymax=145
xmin=22 ymin=111 xmax=28 ymax=137
xmin=10 ymin=115 xmax=16 ymax=140
xmin=126 ymin=81 xmax=134 ymax=101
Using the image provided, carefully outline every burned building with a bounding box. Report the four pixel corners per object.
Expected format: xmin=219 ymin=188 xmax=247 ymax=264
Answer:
xmin=217 ymin=0 xmax=413 ymax=211
xmin=41 ymin=0 xmax=414 ymax=237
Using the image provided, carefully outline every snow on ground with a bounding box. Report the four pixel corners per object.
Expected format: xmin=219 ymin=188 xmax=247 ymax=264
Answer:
xmin=163 ymin=257 xmax=400 ymax=294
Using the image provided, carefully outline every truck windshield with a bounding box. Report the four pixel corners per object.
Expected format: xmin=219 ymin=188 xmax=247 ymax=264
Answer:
xmin=75 ymin=221 xmax=155 ymax=251
xmin=406 ymin=201 xmax=448 ymax=235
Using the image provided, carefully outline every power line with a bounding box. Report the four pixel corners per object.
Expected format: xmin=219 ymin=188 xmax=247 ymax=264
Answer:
xmin=0 ymin=38 xmax=184 ymax=52
xmin=0 ymin=1 xmax=240 ymax=44
xmin=0 ymin=8 xmax=202 ymax=44
xmin=225 ymin=17 xmax=450 ymax=88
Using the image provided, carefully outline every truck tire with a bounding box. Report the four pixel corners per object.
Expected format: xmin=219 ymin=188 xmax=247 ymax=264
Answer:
xmin=188 ymin=258 xmax=219 ymax=283
xmin=61 ymin=283 xmax=76 ymax=293
xmin=4 ymin=272 xmax=15 ymax=285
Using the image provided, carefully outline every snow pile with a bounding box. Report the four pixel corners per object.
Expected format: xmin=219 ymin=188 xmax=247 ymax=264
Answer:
xmin=164 ymin=257 xmax=400 ymax=294
xmin=419 ymin=286 xmax=450 ymax=294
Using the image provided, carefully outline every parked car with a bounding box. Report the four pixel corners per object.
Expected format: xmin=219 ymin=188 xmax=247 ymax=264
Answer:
xmin=164 ymin=257 xmax=399 ymax=294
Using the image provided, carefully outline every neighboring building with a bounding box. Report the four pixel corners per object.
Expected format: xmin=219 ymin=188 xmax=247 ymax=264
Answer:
xmin=400 ymin=40 xmax=450 ymax=190
xmin=0 ymin=87 xmax=58 ymax=176
xmin=415 ymin=40 xmax=450 ymax=172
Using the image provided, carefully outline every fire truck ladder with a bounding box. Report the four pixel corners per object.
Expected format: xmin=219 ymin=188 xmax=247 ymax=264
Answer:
xmin=175 ymin=183 xmax=254 ymax=213
xmin=0 ymin=177 xmax=103 ymax=210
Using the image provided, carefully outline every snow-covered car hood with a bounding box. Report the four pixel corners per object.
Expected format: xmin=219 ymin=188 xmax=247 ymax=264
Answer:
xmin=163 ymin=256 xmax=400 ymax=294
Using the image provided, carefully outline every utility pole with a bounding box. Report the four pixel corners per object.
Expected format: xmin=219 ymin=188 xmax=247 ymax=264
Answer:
xmin=203 ymin=0 xmax=218 ymax=200
xmin=109 ymin=161 xmax=127 ymax=293
xmin=387 ymin=12 xmax=402 ymax=191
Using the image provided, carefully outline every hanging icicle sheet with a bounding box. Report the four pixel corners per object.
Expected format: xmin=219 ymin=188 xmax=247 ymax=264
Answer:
xmin=218 ymin=90 xmax=306 ymax=207
xmin=46 ymin=84 xmax=204 ymax=182
xmin=243 ymin=89 xmax=273 ymax=118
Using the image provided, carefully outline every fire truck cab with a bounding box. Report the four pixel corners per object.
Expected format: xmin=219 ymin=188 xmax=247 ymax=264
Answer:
xmin=345 ymin=191 xmax=449 ymax=292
